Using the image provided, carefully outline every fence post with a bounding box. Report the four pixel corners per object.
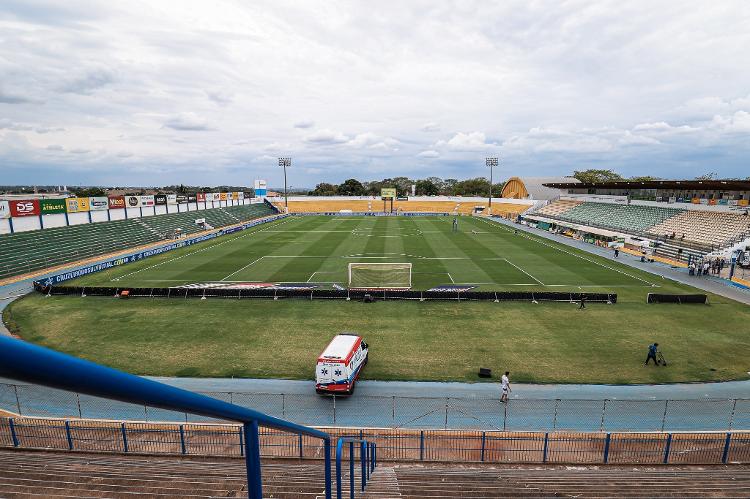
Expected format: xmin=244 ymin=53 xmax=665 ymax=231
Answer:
xmin=349 ymin=441 xmax=355 ymax=499
xmin=121 ymin=422 xmax=128 ymax=452
xmin=65 ymin=421 xmax=73 ymax=450
xmin=663 ymin=433 xmax=672 ymax=464
xmin=179 ymin=425 xmax=186 ymax=454
xmin=392 ymin=396 xmax=396 ymax=428
xmin=239 ymin=426 xmax=244 ymax=457
xmin=660 ymin=400 xmax=669 ymax=432
xmin=298 ymin=434 xmax=304 ymax=459
xmin=543 ymin=433 xmax=549 ymax=463
xmin=243 ymin=421 xmax=263 ymax=499
xmin=76 ymin=393 xmax=83 ymax=419
xmin=361 ymin=441 xmax=367 ymax=491
xmin=480 ymin=432 xmax=486 ymax=462
xmin=444 ymin=398 xmax=449 ymax=430
xmin=552 ymin=399 xmax=559 ymax=431
xmin=603 ymin=433 xmax=611 ymax=463
xmin=599 ymin=399 xmax=608 ymax=432
xmin=728 ymin=399 xmax=737 ymax=431
xmin=503 ymin=402 xmax=507 ymax=431
xmin=333 ymin=395 xmax=336 ymax=426
xmin=282 ymin=393 xmax=286 ymax=419
xmin=419 ymin=431 xmax=424 ymax=461
xmin=722 ymin=433 xmax=732 ymax=464
xmin=9 ymin=418 xmax=19 ymax=447
xmin=13 ymin=384 xmax=21 ymax=415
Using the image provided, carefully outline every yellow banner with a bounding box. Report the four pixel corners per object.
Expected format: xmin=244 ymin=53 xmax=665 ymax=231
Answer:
xmin=220 ymin=192 xmax=228 ymax=201
xmin=66 ymin=197 xmax=90 ymax=213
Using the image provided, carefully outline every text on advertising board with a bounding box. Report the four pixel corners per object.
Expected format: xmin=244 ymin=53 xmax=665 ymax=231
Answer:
xmin=9 ymin=199 xmax=40 ymax=217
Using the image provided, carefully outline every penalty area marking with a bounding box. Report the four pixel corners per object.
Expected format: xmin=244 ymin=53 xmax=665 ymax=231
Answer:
xmin=111 ymin=217 xmax=294 ymax=282
xmin=504 ymin=258 xmax=545 ymax=285
xmin=475 ymin=217 xmax=656 ymax=286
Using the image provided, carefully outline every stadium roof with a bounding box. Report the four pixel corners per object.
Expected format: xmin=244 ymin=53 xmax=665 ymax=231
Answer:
xmin=501 ymin=176 xmax=579 ymax=200
xmin=542 ymin=179 xmax=750 ymax=191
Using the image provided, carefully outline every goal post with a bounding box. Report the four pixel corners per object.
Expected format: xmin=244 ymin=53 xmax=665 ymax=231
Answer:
xmin=348 ymin=262 xmax=412 ymax=289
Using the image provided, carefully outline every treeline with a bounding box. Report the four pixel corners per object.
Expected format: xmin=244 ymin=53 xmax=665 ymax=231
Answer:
xmin=309 ymin=177 xmax=505 ymax=197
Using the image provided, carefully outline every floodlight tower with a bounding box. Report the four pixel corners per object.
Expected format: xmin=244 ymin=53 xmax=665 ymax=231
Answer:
xmin=278 ymin=157 xmax=291 ymax=211
xmin=486 ymin=156 xmax=499 ymax=211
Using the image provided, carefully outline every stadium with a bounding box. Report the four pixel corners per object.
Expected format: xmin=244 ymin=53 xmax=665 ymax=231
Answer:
xmin=2 ymin=2 xmax=750 ymax=498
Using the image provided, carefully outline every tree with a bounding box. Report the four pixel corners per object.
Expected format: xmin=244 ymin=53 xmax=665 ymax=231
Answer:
xmin=695 ymin=172 xmax=718 ymax=180
xmin=71 ymin=187 xmax=106 ymax=197
xmin=452 ymin=177 xmax=491 ymax=196
xmin=415 ymin=178 xmax=439 ymax=196
xmin=310 ymin=182 xmax=338 ymax=196
xmin=572 ymin=169 xmax=623 ymax=183
xmin=336 ymin=178 xmax=365 ymax=196
xmin=629 ymin=176 xmax=661 ymax=182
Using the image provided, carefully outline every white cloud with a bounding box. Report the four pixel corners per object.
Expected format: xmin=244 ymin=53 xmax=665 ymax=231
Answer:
xmin=2 ymin=1 xmax=750 ymax=185
xmin=163 ymin=113 xmax=213 ymax=131
xmin=437 ymin=131 xmax=496 ymax=151
xmin=46 ymin=144 xmax=64 ymax=151
xmin=303 ymin=129 xmax=349 ymax=144
xmin=69 ymin=148 xmax=90 ymax=154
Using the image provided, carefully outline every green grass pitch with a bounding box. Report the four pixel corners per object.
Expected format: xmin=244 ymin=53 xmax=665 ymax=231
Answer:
xmin=6 ymin=215 xmax=750 ymax=384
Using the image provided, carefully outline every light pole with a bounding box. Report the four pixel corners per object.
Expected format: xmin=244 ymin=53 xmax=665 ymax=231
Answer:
xmin=486 ymin=157 xmax=498 ymax=211
xmin=278 ymin=157 xmax=291 ymax=211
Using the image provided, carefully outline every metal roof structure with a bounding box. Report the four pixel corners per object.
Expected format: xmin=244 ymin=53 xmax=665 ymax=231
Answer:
xmin=501 ymin=177 xmax=580 ymax=200
xmin=542 ymin=179 xmax=750 ymax=191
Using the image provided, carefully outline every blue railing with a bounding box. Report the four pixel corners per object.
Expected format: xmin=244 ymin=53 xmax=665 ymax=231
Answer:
xmin=335 ymin=437 xmax=377 ymax=499
xmin=0 ymin=336 xmax=340 ymax=499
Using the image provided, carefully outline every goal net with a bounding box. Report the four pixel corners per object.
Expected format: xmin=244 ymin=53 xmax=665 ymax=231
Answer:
xmin=348 ymin=262 xmax=412 ymax=289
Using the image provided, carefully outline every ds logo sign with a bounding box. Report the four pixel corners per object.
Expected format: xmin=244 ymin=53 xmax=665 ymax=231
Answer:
xmin=9 ymin=199 xmax=40 ymax=217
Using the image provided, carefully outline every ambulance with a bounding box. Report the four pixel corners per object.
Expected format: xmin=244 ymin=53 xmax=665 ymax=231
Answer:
xmin=315 ymin=333 xmax=369 ymax=395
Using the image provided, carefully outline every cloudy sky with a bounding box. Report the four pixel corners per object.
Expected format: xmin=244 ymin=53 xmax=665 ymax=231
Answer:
xmin=1 ymin=1 xmax=750 ymax=188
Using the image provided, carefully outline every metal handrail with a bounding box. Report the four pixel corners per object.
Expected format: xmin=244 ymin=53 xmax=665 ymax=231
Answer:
xmin=335 ymin=437 xmax=377 ymax=499
xmin=0 ymin=336 xmax=332 ymax=499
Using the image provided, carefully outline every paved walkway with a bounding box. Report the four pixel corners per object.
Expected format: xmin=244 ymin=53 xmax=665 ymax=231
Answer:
xmin=488 ymin=216 xmax=750 ymax=305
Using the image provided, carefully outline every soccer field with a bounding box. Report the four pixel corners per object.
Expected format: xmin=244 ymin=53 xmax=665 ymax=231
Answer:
xmin=8 ymin=215 xmax=750 ymax=384
xmin=68 ymin=215 xmax=656 ymax=291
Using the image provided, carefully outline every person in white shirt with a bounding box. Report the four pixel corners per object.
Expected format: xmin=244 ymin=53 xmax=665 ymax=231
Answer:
xmin=500 ymin=371 xmax=511 ymax=403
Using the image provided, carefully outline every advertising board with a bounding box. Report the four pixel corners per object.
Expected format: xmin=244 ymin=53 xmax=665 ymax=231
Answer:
xmin=154 ymin=194 xmax=168 ymax=205
xmin=89 ymin=197 xmax=109 ymax=211
xmin=126 ymin=196 xmax=141 ymax=208
xmin=0 ymin=201 xmax=10 ymax=219
xmin=140 ymin=195 xmax=155 ymax=207
xmin=40 ymin=199 xmax=67 ymax=215
xmin=167 ymin=194 xmax=178 ymax=205
xmin=196 ymin=193 xmax=206 ymax=202
xmin=65 ymin=197 xmax=90 ymax=213
xmin=108 ymin=196 xmax=126 ymax=209
xmin=10 ymin=199 xmax=40 ymax=217
xmin=381 ymin=188 xmax=397 ymax=199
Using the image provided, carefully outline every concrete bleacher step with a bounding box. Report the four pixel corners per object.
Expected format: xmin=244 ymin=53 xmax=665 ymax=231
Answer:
xmin=362 ymin=466 xmax=401 ymax=497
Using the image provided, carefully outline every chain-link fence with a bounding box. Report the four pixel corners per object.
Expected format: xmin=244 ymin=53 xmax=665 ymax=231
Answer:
xmin=2 ymin=383 xmax=748 ymax=432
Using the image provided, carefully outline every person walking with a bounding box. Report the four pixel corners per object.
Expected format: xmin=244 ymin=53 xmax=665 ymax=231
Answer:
xmin=452 ymin=217 xmax=458 ymax=233
xmin=500 ymin=371 xmax=512 ymax=403
xmin=614 ymin=248 xmax=619 ymax=258
xmin=644 ymin=343 xmax=659 ymax=366
xmin=578 ymin=293 xmax=587 ymax=310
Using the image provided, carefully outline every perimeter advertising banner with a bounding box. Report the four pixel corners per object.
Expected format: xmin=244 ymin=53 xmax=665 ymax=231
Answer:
xmin=167 ymin=194 xmax=178 ymax=205
xmin=154 ymin=194 xmax=168 ymax=206
xmin=238 ymin=191 xmax=244 ymax=200
xmin=187 ymin=195 xmax=197 ymax=203
xmin=740 ymin=200 xmax=750 ymax=207
xmin=212 ymin=193 xmax=222 ymax=202
xmin=0 ymin=201 xmax=10 ymax=219
xmin=40 ymin=199 xmax=67 ymax=215
xmin=231 ymin=192 xmax=239 ymax=200
xmin=10 ymin=199 xmax=41 ymax=217
xmin=381 ymin=188 xmax=397 ymax=199
xmin=220 ymin=192 xmax=228 ymax=201
xmin=65 ymin=197 xmax=90 ymax=213
xmin=89 ymin=197 xmax=109 ymax=211
xmin=108 ymin=196 xmax=126 ymax=209
xmin=140 ymin=195 xmax=155 ymax=207
xmin=126 ymin=195 xmax=141 ymax=208
xmin=176 ymin=195 xmax=188 ymax=204
xmin=196 ymin=193 xmax=206 ymax=202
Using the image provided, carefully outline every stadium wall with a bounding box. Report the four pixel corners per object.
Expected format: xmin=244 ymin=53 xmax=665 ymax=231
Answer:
xmin=0 ymin=197 xmax=257 ymax=235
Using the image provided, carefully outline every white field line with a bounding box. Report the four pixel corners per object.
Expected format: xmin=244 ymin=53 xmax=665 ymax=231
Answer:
xmin=111 ymin=217 xmax=295 ymax=282
xmin=504 ymin=258 xmax=545 ymax=285
xmin=477 ymin=218 xmax=655 ymax=286
xmin=447 ymin=272 xmax=455 ymax=283
xmin=306 ymin=271 xmax=317 ymax=283
xmin=221 ymin=256 xmax=266 ymax=281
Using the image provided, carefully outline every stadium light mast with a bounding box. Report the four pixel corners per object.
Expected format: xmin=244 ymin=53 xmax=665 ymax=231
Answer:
xmin=486 ymin=156 xmax=498 ymax=211
xmin=278 ymin=157 xmax=291 ymax=211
